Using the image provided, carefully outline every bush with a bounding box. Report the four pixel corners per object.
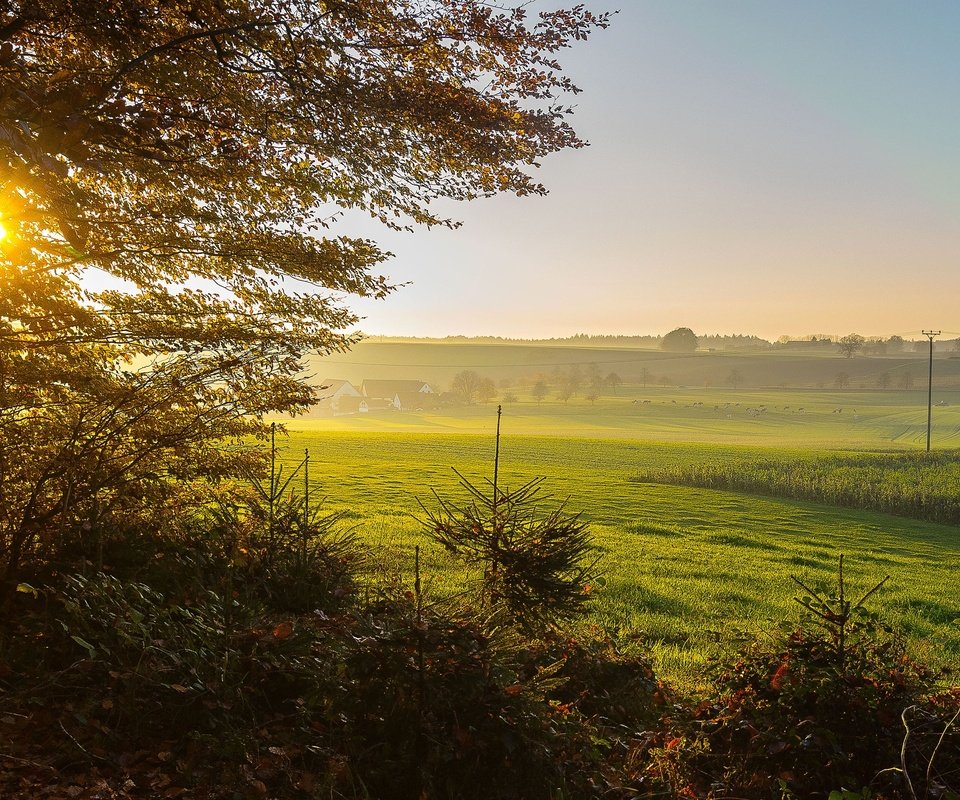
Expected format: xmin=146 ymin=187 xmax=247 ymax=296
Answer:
xmin=653 ymin=560 xmax=942 ymax=798
xmin=422 ymin=472 xmax=601 ymax=630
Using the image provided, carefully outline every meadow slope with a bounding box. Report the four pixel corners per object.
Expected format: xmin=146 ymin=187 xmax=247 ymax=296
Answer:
xmin=274 ymin=427 xmax=960 ymax=687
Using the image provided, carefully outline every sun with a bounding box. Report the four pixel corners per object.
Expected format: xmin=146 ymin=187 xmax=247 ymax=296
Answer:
xmin=0 ymin=221 xmax=6 ymax=242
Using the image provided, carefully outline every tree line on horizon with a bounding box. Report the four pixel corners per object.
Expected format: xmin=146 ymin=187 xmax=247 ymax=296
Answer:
xmin=358 ymin=331 xmax=960 ymax=354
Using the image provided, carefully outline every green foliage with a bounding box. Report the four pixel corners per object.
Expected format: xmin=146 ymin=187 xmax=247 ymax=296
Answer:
xmin=656 ymin=560 xmax=941 ymax=799
xmin=422 ymin=471 xmax=601 ymax=630
xmin=632 ymin=449 xmax=960 ymax=525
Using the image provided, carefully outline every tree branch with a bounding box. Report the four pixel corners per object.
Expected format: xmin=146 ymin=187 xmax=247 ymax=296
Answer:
xmin=104 ymin=19 xmax=281 ymax=94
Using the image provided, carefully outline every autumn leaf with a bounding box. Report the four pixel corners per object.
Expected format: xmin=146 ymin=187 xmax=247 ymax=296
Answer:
xmin=272 ymin=622 xmax=294 ymax=640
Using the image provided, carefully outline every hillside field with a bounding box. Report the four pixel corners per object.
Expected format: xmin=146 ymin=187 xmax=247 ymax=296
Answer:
xmin=306 ymin=339 xmax=960 ymax=392
xmin=272 ymin=426 xmax=960 ymax=688
xmin=276 ymin=342 xmax=960 ymax=687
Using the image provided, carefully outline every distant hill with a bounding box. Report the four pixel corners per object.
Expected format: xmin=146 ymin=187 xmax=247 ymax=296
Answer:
xmin=305 ymin=339 xmax=960 ymax=395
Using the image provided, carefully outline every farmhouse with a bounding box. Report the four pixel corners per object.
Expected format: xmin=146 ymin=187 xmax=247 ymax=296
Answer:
xmin=313 ymin=379 xmax=438 ymax=414
xmin=392 ymin=391 xmax=439 ymax=411
xmin=314 ymin=378 xmax=362 ymax=414
xmin=361 ymin=379 xmax=434 ymax=403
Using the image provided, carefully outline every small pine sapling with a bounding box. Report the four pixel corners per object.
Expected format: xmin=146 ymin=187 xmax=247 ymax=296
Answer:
xmin=420 ymin=406 xmax=601 ymax=629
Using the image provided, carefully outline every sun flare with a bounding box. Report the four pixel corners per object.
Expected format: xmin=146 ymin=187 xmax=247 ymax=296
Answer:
xmin=0 ymin=221 xmax=7 ymax=242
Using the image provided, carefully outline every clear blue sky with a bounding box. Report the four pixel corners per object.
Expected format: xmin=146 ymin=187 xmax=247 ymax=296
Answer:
xmin=345 ymin=1 xmax=960 ymax=341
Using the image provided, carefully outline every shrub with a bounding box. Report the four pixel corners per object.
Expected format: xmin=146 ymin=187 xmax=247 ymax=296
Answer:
xmin=654 ymin=558 xmax=942 ymax=798
xmin=423 ymin=471 xmax=600 ymax=630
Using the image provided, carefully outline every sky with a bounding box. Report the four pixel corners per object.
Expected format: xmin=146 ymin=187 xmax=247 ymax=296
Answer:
xmin=341 ymin=0 xmax=960 ymax=341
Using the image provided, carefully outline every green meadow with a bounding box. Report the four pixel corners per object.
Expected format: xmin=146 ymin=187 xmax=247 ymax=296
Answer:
xmin=273 ymin=389 xmax=960 ymax=687
xmin=299 ymin=386 xmax=960 ymax=447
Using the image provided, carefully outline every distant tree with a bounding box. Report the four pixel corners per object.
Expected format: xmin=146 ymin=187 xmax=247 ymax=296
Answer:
xmin=725 ymin=369 xmax=746 ymax=390
xmin=876 ymin=372 xmax=892 ymax=390
xmin=838 ymin=334 xmax=866 ymax=358
xmin=477 ymin=378 xmax=497 ymax=404
xmin=913 ymin=340 xmax=928 ymax=354
xmin=567 ymin=364 xmax=584 ymax=396
xmin=531 ymin=381 xmax=548 ymax=405
xmin=556 ymin=384 xmax=573 ymax=403
xmin=639 ymin=367 xmax=653 ymax=388
xmin=661 ymin=327 xmax=699 ymax=353
xmin=502 ymin=391 xmax=518 ymax=404
xmin=604 ymin=372 xmax=623 ymax=393
xmin=585 ymin=392 xmax=599 ymax=405
xmin=451 ymin=370 xmax=484 ymax=404
xmin=834 ymin=372 xmax=850 ymax=390
xmin=886 ymin=335 xmax=905 ymax=353
xmin=898 ymin=372 xmax=914 ymax=390
xmin=586 ymin=362 xmax=603 ymax=387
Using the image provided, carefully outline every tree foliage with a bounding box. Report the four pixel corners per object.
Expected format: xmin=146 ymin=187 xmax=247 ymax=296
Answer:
xmin=0 ymin=1 xmax=607 ymax=587
xmin=725 ymin=368 xmax=745 ymax=389
xmin=837 ymin=333 xmax=866 ymax=358
xmin=451 ymin=371 xmax=496 ymax=404
xmin=423 ymin=471 xmax=600 ymax=629
xmin=660 ymin=327 xmax=698 ymax=353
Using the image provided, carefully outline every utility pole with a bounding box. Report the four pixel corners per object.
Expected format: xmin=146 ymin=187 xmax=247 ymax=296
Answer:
xmin=922 ymin=330 xmax=940 ymax=452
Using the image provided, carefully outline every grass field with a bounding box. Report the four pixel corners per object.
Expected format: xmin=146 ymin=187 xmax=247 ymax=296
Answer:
xmin=298 ymin=386 xmax=960 ymax=448
xmin=270 ymin=423 xmax=960 ymax=690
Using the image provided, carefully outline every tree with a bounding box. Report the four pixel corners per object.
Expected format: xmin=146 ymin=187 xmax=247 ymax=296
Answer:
xmin=661 ymin=327 xmax=699 ymax=353
xmin=531 ymin=381 xmax=548 ymax=406
xmin=604 ymin=371 xmax=622 ymax=394
xmin=452 ymin=371 xmax=485 ymax=405
xmin=834 ymin=372 xmax=850 ymax=390
xmin=898 ymin=372 xmax=914 ymax=390
xmin=837 ymin=334 xmax=866 ymax=358
xmin=477 ymin=377 xmax=497 ymax=404
xmin=0 ymin=1 xmax=608 ymax=587
xmin=876 ymin=372 xmax=891 ymax=390
xmin=725 ymin=369 xmax=745 ymax=390
xmin=586 ymin=362 xmax=602 ymax=390
xmin=639 ymin=367 xmax=653 ymax=388
xmin=886 ymin=335 xmax=905 ymax=353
